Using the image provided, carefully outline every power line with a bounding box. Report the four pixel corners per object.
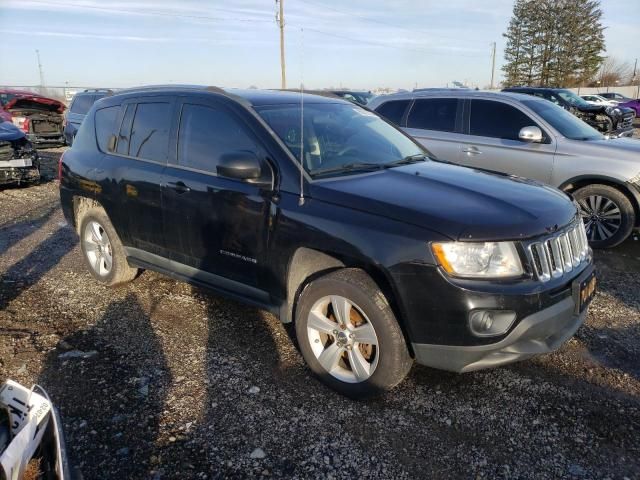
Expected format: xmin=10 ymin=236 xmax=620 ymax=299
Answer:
xmin=297 ymin=0 xmax=477 ymax=44
xmin=22 ymin=0 xmax=274 ymax=24
xmin=297 ymin=27 xmax=482 ymax=58
xmin=20 ymin=0 xmax=483 ymax=59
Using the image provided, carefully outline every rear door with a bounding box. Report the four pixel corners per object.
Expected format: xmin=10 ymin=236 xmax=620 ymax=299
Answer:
xmin=105 ymin=96 xmax=175 ymax=256
xmin=160 ymin=98 xmax=272 ymax=291
xmin=457 ymin=99 xmax=555 ymax=183
xmin=403 ymin=98 xmax=464 ymax=163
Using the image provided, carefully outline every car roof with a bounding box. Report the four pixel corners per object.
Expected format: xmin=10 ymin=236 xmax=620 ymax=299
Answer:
xmin=367 ymin=89 xmax=546 ymax=105
xmin=105 ymin=85 xmax=349 ymax=106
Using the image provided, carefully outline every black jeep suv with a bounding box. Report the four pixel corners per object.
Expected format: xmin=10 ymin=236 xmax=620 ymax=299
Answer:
xmin=59 ymin=86 xmax=595 ymax=398
xmin=502 ymin=87 xmax=635 ymax=137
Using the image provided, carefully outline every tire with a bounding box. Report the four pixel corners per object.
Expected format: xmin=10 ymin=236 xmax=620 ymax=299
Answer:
xmin=574 ymin=184 xmax=635 ymax=248
xmin=295 ymin=268 xmax=412 ymax=398
xmin=79 ymin=206 xmax=138 ymax=286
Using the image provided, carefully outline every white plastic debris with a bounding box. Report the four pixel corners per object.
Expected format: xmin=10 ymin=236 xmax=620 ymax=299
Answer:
xmin=0 ymin=379 xmax=69 ymax=480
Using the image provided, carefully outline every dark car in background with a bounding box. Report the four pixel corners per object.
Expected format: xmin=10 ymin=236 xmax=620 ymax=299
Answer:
xmin=64 ymin=89 xmax=112 ymax=145
xmin=599 ymin=92 xmax=632 ymax=102
xmin=329 ymin=90 xmax=374 ymax=105
xmin=503 ymin=87 xmax=635 ymax=137
xmin=59 ymin=86 xmax=594 ymax=398
xmin=0 ymin=121 xmax=39 ymax=186
xmin=0 ymin=89 xmax=66 ymax=147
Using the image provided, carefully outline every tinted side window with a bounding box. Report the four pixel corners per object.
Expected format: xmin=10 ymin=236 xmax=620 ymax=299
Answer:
xmin=375 ymin=100 xmax=410 ymax=125
xmin=129 ymin=102 xmax=171 ymax=162
xmin=407 ymin=98 xmax=457 ymax=132
xmin=177 ymin=104 xmax=257 ymax=173
xmin=469 ymin=100 xmax=536 ymax=140
xmin=94 ymin=106 xmax=120 ymax=152
xmin=70 ymin=94 xmax=95 ymax=114
xmin=116 ymin=104 xmax=135 ymax=155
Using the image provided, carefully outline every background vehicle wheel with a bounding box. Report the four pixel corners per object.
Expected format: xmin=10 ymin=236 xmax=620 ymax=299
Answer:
xmin=79 ymin=207 xmax=139 ymax=286
xmin=295 ymin=268 xmax=412 ymax=398
xmin=574 ymin=184 xmax=635 ymax=248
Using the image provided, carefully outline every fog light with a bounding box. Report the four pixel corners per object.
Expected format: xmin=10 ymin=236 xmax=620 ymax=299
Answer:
xmin=469 ymin=310 xmax=516 ymax=337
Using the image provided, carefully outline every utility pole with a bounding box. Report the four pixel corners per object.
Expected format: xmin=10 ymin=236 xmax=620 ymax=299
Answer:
xmin=276 ymin=0 xmax=286 ymax=89
xmin=490 ymin=42 xmax=496 ymax=90
xmin=633 ymin=58 xmax=638 ymax=98
xmin=35 ymin=49 xmax=45 ymax=92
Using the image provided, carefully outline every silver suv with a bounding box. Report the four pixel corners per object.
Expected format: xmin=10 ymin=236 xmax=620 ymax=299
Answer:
xmin=368 ymin=90 xmax=640 ymax=248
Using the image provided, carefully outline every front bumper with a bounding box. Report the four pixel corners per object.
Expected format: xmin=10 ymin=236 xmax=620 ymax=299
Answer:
xmin=412 ymin=295 xmax=586 ymax=372
xmin=610 ymin=126 xmax=634 ymax=138
xmin=0 ymin=166 xmax=40 ymax=185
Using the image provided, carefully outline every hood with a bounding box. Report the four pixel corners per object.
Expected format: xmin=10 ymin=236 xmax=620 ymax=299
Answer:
xmin=0 ymin=121 xmax=27 ymax=142
xmin=569 ymin=136 xmax=640 ymax=160
xmin=4 ymin=95 xmax=66 ymax=114
xmin=310 ymin=161 xmax=577 ymax=241
xmin=575 ymin=103 xmax=633 ymax=117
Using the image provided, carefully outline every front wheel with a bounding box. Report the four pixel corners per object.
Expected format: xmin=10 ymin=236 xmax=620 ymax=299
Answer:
xmin=574 ymin=184 xmax=635 ymax=248
xmin=295 ymin=269 xmax=412 ymax=398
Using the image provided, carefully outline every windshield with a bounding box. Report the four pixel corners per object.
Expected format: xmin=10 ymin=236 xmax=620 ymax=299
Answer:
xmin=255 ymin=102 xmax=425 ymax=177
xmin=557 ymin=90 xmax=592 ymax=108
xmin=522 ymin=99 xmax=604 ymax=141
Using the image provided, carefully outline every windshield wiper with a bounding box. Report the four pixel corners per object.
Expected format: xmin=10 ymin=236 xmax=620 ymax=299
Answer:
xmin=311 ymin=162 xmax=385 ymax=177
xmin=383 ymin=153 xmax=428 ymax=168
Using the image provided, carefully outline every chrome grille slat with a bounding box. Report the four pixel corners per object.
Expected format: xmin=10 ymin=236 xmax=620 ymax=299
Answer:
xmin=527 ymin=221 xmax=589 ymax=282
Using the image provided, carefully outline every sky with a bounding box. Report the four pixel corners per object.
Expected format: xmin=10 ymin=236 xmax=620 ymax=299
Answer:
xmin=1 ymin=0 xmax=639 ymax=91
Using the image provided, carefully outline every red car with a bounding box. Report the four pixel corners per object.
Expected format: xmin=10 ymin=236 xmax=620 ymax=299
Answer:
xmin=0 ymin=89 xmax=66 ymax=148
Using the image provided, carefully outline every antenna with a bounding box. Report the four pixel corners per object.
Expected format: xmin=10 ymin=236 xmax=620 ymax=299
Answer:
xmin=298 ymin=27 xmax=305 ymax=206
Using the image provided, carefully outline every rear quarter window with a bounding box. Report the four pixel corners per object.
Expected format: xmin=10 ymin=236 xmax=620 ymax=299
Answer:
xmin=94 ymin=106 xmax=120 ymax=152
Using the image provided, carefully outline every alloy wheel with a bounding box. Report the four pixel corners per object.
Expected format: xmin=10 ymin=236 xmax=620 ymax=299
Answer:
xmin=83 ymin=220 xmax=113 ymax=276
xmin=578 ymin=195 xmax=622 ymax=242
xmin=306 ymin=295 xmax=379 ymax=383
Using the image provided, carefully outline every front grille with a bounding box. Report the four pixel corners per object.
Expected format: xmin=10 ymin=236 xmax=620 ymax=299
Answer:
xmin=527 ymin=221 xmax=589 ymax=282
xmin=620 ymin=113 xmax=635 ymax=129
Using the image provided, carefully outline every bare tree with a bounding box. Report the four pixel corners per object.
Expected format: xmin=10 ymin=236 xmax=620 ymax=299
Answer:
xmin=593 ymin=57 xmax=633 ymax=87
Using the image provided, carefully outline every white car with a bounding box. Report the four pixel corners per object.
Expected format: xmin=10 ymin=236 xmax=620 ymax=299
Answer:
xmin=581 ymin=94 xmax=619 ymax=107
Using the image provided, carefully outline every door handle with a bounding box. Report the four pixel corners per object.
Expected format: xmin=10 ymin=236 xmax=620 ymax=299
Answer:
xmin=167 ymin=181 xmax=191 ymax=194
xmin=462 ymin=146 xmax=482 ymax=155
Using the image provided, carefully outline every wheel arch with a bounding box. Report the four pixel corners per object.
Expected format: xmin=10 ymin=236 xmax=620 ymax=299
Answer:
xmin=284 ymin=247 xmax=414 ymax=356
xmin=559 ymin=175 xmax=640 ymax=227
xmin=71 ymin=194 xmax=102 ymax=235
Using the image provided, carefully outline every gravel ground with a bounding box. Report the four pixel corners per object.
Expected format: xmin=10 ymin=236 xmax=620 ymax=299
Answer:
xmin=1 ymin=149 xmax=639 ymax=479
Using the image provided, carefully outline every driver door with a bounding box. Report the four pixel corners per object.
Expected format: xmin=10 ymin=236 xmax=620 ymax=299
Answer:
xmin=160 ymin=99 xmax=273 ymax=291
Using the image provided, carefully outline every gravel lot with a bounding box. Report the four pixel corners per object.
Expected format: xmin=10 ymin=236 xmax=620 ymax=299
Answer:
xmin=1 ymin=149 xmax=639 ymax=479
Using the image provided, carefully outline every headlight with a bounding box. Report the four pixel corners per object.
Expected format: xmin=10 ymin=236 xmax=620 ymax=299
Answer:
xmin=432 ymin=241 xmax=524 ymax=279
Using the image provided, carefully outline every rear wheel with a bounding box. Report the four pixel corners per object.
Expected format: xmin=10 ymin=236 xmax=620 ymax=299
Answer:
xmin=79 ymin=207 xmax=138 ymax=285
xmin=574 ymin=184 xmax=635 ymax=248
xmin=295 ymin=269 xmax=412 ymax=398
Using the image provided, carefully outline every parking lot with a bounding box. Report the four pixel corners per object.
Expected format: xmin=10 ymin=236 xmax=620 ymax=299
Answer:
xmin=0 ymin=149 xmax=638 ymax=479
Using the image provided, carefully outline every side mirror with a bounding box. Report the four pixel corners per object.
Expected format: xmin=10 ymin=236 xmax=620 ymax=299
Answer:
xmin=217 ymin=151 xmax=262 ymax=180
xmin=518 ymin=126 xmax=543 ymax=143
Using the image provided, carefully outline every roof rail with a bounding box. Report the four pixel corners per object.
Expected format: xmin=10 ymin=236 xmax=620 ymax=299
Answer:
xmin=82 ymin=88 xmax=114 ymax=93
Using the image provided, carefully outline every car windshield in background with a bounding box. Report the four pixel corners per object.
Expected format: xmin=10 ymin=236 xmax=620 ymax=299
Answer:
xmin=557 ymin=90 xmax=592 ymax=108
xmin=255 ymin=102 xmax=425 ymax=177
xmin=523 ymin=99 xmax=604 ymax=141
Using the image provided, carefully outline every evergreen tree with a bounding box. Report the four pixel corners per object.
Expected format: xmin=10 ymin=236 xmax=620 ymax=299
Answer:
xmin=502 ymin=0 xmax=605 ymax=87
